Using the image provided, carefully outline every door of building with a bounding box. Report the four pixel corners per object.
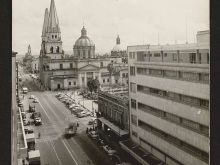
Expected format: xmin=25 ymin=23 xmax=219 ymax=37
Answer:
xmin=57 ymin=84 xmax=60 ymax=89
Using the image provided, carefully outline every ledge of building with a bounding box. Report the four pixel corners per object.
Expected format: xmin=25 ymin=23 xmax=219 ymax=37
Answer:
xmin=119 ymin=139 xmax=164 ymax=165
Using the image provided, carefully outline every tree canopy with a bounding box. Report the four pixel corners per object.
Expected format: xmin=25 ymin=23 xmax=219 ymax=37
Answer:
xmin=87 ymin=79 xmax=100 ymax=94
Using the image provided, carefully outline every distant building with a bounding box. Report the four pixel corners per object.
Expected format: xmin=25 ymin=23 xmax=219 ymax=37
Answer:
xmin=31 ymin=57 xmax=39 ymax=74
xmin=12 ymin=51 xmax=28 ymax=165
xmin=111 ymin=35 xmax=128 ymax=63
xmin=39 ymin=0 xmax=128 ymax=90
xmin=23 ymin=45 xmax=33 ymax=62
xmin=97 ymin=89 xmax=129 ymax=142
xmin=120 ymin=30 xmax=210 ymax=165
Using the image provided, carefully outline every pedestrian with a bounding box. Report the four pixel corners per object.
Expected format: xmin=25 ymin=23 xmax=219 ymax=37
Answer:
xmin=77 ymin=122 xmax=79 ymax=127
xmin=38 ymin=132 xmax=41 ymax=139
xmin=86 ymin=128 xmax=88 ymax=134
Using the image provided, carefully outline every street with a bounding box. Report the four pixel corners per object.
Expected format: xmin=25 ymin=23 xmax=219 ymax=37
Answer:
xmin=18 ymin=65 xmax=115 ymax=165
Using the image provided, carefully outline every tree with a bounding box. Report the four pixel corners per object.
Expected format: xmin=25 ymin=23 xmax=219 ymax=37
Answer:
xmin=92 ymin=79 xmax=100 ymax=93
xmin=87 ymin=79 xmax=93 ymax=94
xmin=87 ymin=79 xmax=100 ymax=94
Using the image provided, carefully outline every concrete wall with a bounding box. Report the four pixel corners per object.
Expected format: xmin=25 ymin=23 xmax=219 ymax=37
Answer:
xmin=132 ymin=92 xmax=209 ymax=126
xmin=137 ymin=110 xmax=209 ymax=152
xmin=133 ymin=74 xmax=209 ymax=100
xmin=137 ymin=127 xmax=208 ymax=165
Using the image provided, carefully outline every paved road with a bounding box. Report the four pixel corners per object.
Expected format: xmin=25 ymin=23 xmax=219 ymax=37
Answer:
xmin=19 ymin=66 xmax=115 ymax=165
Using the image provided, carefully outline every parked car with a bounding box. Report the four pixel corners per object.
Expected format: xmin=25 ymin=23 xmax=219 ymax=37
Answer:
xmin=23 ymin=118 xmax=30 ymax=126
xmin=18 ymin=102 xmax=23 ymax=107
xmin=34 ymin=117 xmax=42 ymax=126
xmin=88 ymin=131 xmax=98 ymax=139
xmin=24 ymin=127 xmax=34 ymax=134
xmin=33 ymin=99 xmax=39 ymax=103
xmin=88 ymin=119 xmax=94 ymax=125
xmin=29 ymin=95 xmax=35 ymax=99
xmin=31 ymin=112 xmax=41 ymax=119
xmin=103 ymin=145 xmax=117 ymax=155
xmin=110 ymin=154 xmax=124 ymax=165
xmin=97 ymin=139 xmax=105 ymax=147
xmin=29 ymin=105 xmax=36 ymax=113
xmin=76 ymin=113 xmax=86 ymax=118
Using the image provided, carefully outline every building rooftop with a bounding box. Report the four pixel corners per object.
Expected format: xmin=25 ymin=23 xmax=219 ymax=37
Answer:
xmin=99 ymin=86 xmax=128 ymax=101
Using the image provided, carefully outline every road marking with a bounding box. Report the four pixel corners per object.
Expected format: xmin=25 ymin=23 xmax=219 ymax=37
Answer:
xmin=38 ymin=97 xmax=79 ymax=165
xmin=62 ymin=140 xmax=79 ymax=165
xmin=49 ymin=140 xmax=62 ymax=165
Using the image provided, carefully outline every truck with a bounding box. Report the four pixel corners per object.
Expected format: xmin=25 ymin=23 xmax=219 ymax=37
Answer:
xmin=64 ymin=122 xmax=77 ymax=138
xmin=28 ymin=150 xmax=41 ymax=165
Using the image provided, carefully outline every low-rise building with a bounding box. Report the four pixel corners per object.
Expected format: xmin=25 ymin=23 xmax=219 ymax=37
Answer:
xmin=31 ymin=57 xmax=39 ymax=74
xmin=12 ymin=51 xmax=28 ymax=165
xmin=97 ymin=89 xmax=129 ymax=141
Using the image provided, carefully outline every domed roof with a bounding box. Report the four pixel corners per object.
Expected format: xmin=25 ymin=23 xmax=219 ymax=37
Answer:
xmin=74 ymin=26 xmax=95 ymax=47
xmin=112 ymin=44 xmax=122 ymax=52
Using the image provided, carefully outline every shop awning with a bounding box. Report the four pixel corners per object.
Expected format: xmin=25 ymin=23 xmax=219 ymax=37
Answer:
xmin=98 ymin=117 xmax=129 ymax=136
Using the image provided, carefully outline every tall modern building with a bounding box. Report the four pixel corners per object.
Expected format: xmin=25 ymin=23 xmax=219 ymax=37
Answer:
xmin=123 ymin=30 xmax=209 ymax=165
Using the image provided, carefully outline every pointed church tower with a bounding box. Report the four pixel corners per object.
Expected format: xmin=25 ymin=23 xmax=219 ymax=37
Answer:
xmin=40 ymin=0 xmax=63 ymax=59
xmin=28 ymin=44 xmax=32 ymax=56
xmin=42 ymin=8 xmax=49 ymax=41
xmin=47 ymin=0 xmax=60 ymax=33
xmin=116 ymin=35 xmax=120 ymax=45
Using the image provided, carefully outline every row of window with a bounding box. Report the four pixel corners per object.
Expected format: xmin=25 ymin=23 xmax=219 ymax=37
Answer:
xmin=137 ymin=102 xmax=209 ymax=136
xmin=129 ymin=52 xmax=136 ymax=59
xmin=51 ymin=35 xmax=58 ymax=39
xmin=139 ymin=137 xmax=183 ymax=165
xmin=130 ymin=51 xmax=209 ymax=64
xmin=50 ymin=46 xmax=60 ymax=53
xmin=77 ymin=50 xmax=91 ymax=58
xmin=122 ymin=73 xmax=129 ymax=78
xmin=68 ymin=81 xmax=76 ymax=86
xmin=136 ymin=84 xmax=209 ymax=110
xmin=134 ymin=67 xmax=209 ymax=83
xmin=138 ymin=120 xmax=209 ymax=163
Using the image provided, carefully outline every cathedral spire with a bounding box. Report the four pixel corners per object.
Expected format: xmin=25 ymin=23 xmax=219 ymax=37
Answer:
xmin=28 ymin=45 xmax=31 ymax=55
xmin=116 ymin=35 xmax=120 ymax=45
xmin=42 ymin=8 xmax=49 ymax=37
xmin=48 ymin=0 xmax=60 ymax=33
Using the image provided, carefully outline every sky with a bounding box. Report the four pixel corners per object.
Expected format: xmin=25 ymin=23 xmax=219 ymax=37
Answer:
xmin=12 ymin=0 xmax=209 ymax=55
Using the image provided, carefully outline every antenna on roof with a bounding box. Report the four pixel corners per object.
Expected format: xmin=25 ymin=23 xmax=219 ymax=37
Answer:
xmin=185 ymin=17 xmax=188 ymax=44
xmin=158 ymin=32 xmax=160 ymax=45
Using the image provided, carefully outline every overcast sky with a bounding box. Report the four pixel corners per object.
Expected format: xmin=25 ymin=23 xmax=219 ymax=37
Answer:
xmin=12 ymin=0 xmax=209 ymax=55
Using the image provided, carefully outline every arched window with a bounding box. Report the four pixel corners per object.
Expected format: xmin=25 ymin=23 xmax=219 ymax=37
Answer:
xmin=56 ymin=46 xmax=59 ymax=53
xmin=78 ymin=50 xmax=80 ymax=57
xmin=50 ymin=47 xmax=53 ymax=53
xmin=52 ymin=35 xmax=54 ymax=39
xmin=55 ymin=35 xmax=57 ymax=38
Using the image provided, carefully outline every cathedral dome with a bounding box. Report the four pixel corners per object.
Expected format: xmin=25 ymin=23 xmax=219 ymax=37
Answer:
xmin=112 ymin=44 xmax=121 ymax=52
xmin=74 ymin=26 xmax=95 ymax=47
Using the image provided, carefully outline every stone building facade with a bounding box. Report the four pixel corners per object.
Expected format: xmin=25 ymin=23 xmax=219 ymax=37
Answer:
xmin=39 ymin=0 xmax=128 ymax=90
xmin=97 ymin=90 xmax=129 ymax=140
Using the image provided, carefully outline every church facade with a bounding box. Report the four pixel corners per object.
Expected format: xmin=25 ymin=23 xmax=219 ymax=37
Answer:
xmin=39 ymin=0 xmax=128 ymax=90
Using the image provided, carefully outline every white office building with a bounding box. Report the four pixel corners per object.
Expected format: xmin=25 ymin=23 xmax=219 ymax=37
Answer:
xmin=122 ymin=30 xmax=209 ymax=165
